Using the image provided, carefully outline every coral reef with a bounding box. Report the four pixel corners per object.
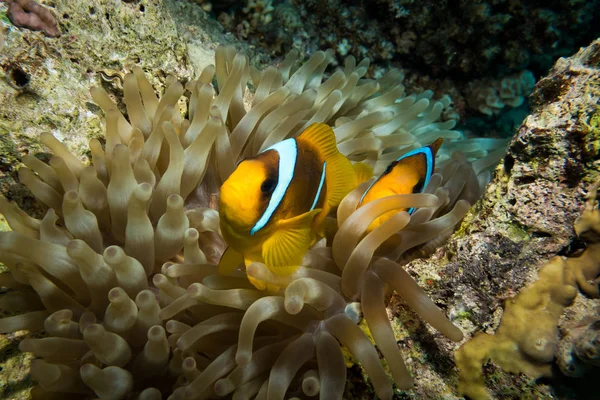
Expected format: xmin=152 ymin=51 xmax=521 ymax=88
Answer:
xmin=242 ymin=0 xmax=274 ymax=28
xmin=200 ymin=0 xmax=600 ymax=138
xmin=1 ymin=0 xmax=598 ymax=398
xmin=4 ymin=0 xmax=60 ymax=37
xmin=455 ymin=180 xmax=600 ymax=400
xmin=211 ymin=0 xmax=600 ymax=80
xmin=466 ymin=70 xmax=536 ymax=116
xmin=431 ymin=39 xmax=600 ymax=399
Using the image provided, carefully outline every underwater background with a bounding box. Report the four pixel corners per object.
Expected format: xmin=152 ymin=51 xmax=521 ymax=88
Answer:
xmin=0 ymin=1 xmax=599 ymax=399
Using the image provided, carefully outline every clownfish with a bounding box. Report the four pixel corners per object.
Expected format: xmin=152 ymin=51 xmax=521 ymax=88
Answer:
xmin=218 ymin=123 xmax=356 ymax=289
xmin=358 ymin=138 xmax=443 ymax=231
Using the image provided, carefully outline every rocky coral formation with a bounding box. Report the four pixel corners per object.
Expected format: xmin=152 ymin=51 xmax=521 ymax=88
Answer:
xmin=455 ymin=180 xmax=600 ymax=399
xmin=197 ymin=0 xmax=599 ymax=137
xmin=557 ymin=317 xmax=600 ymax=377
xmin=435 ymin=39 xmax=600 ymax=399
xmin=466 ymin=70 xmax=536 ymax=116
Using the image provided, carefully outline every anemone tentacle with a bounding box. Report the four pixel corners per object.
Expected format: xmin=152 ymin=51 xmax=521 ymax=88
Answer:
xmin=0 ymin=45 xmax=502 ymax=399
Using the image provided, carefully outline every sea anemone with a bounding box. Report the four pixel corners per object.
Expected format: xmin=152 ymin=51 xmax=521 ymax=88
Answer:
xmin=0 ymin=45 xmax=499 ymax=399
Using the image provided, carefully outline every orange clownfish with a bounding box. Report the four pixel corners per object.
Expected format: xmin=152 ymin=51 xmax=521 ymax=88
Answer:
xmin=358 ymin=138 xmax=443 ymax=231
xmin=218 ymin=123 xmax=356 ymax=288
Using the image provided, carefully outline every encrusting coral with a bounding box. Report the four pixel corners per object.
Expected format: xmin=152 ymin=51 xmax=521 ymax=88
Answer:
xmin=0 ymin=45 xmax=500 ymax=399
xmin=455 ymin=180 xmax=600 ymax=400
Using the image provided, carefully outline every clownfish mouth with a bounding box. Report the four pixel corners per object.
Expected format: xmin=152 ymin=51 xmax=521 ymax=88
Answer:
xmin=220 ymin=211 xmax=251 ymax=237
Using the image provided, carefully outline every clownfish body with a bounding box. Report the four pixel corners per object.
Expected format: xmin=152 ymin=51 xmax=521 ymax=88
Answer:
xmin=218 ymin=123 xmax=356 ymax=288
xmin=359 ymin=138 xmax=443 ymax=231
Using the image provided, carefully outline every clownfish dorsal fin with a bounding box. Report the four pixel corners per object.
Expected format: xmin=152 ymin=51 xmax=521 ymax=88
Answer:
xmin=262 ymin=208 xmax=321 ymax=276
xmin=296 ymin=123 xmax=356 ymax=227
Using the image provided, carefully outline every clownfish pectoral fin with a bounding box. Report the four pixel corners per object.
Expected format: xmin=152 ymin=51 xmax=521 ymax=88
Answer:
xmin=218 ymin=246 xmax=245 ymax=276
xmin=297 ymin=124 xmax=357 ymax=226
xmin=353 ymin=162 xmax=374 ymax=185
xmin=262 ymin=209 xmax=321 ymax=276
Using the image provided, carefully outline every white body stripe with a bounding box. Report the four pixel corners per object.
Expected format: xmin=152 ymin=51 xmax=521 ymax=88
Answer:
xmin=310 ymin=161 xmax=327 ymax=211
xmin=250 ymin=138 xmax=298 ymax=235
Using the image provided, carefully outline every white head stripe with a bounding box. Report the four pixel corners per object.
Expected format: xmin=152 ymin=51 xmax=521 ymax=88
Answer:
xmin=250 ymin=138 xmax=297 ymax=235
xmin=310 ymin=161 xmax=327 ymax=211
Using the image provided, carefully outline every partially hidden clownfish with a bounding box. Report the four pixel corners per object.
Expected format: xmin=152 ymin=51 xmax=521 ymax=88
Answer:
xmin=218 ymin=123 xmax=356 ymax=289
xmin=358 ymin=138 xmax=443 ymax=232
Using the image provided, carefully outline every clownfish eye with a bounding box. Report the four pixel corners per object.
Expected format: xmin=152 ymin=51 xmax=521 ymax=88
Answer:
xmin=260 ymin=178 xmax=277 ymax=194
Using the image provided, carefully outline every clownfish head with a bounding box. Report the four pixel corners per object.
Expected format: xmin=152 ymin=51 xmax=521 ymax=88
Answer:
xmin=219 ymin=138 xmax=298 ymax=241
xmin=219 ymin=158 xmax=276 ymax=235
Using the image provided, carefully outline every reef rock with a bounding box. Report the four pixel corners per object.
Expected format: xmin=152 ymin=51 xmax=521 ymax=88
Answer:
xmin=404 ymin=40 xmax=600 ymax=399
